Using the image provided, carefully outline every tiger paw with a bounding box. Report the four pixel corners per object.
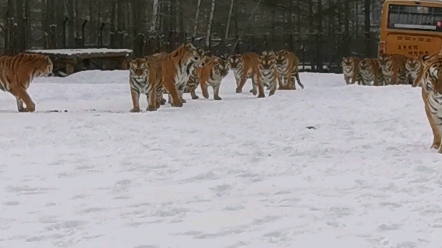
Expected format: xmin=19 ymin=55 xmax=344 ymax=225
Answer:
xmin=431 ymin=142 xmax=441 ymax=150
xmin=146 ymin=106 xmax=157 ymax=112
xmin=192 ymin=95 xmax=199 ymax=99
xmin=214 ymin=96 xmax=222 ymax=100
xmin=249 ymin=89 xmax=253 ymax=93
xmin=171 ymin=101 xmax=183 ymax=107
xmin=235 ymin=88 xmax=242 ymax=93
xmin=160 ymin=99 xmax=166 ymax=105
xmin=130 ymin=108 xmax=140 ymax=112
xmin=269 ymin=91 xmax=275 ymax=97
xmin=181 ymin=99 xmax=187 ymax=103
xmin=252 ymin=90 xmax=258 ymax=96
xmin=257 ymin=94 xmax=265 ymax=98
xmin=18 ymin=108 xmax=28 ymax=112
xmin=26 ymin=105 xmax=35 ymax=113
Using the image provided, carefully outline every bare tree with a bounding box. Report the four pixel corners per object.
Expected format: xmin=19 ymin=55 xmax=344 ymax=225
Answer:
xmin=193 ymin=0 xmax=202 ymax=37
xmin=151 ymin=0 xmax=159 ymax=32
xmin=205 ymin=0 xmax=216 ymax=47
xmin=225 ymin=0 xmax=234 ymax=39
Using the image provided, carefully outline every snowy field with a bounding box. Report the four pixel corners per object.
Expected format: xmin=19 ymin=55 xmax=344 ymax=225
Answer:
xmin=1 ymin=70 xmax=441 ymax=248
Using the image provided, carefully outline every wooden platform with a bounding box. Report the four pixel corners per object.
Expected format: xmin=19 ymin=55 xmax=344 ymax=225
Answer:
xmin=26 ymin=48 xmax=133 ymax=75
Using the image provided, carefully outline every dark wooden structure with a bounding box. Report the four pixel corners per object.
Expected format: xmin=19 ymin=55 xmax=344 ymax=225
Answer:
xmin=26 ymin=48 xmax=133 ymax=75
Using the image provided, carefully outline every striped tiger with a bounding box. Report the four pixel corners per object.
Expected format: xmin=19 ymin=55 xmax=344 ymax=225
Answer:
xmin=358 ymin=58 xmax=384 ymax=86
xmin=342 ymin=57 xmax=362 ymax=85
xmin=0 ymin=53 xmax=53 ymax=112
xmin=419 ymin=52 xmax=442 ymax=152
xmin=405 ymin=55 xmax=424 ymax=87
xmin=228 ymin=52 xmax=265 ymax=98
xmin=150 ymin=43 xmax=205 ymax=107
xmin=258 ymin=51 xmax=279 ymax=96
xmin=378 ymin=53 xmax=408 ymax=85
xmin=154 ymin=47 xmax=206 ymax=105
xmin=128 ymin=57 xmax=162 ymax=112
xmin=274 ymin=49 xmax=304 ymax=90
xmin=185 ymin=55 xmax=229 ymax=100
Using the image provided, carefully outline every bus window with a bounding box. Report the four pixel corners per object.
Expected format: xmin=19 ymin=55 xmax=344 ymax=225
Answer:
xmin=388 ymin=4 xmax=442 ymax=31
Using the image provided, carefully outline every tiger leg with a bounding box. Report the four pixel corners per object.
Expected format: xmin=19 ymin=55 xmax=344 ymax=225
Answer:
xmin=269 ymin=78 xmax=277 ymax=96
xmin=253 ymin=73 xmax=265 ymax=98
xmin=391 ymin=71 xmax=398 ymax=85
xmin=295 ymin=72 xmax=304 ymax=89
xmin=412 ymin=71 xmax=423 ymax=88
xmin=15 ymin=97 xmax=26 ymax=112
xmin=213 ymin=84 xmax=222 ymax=100
xmin=190 ymin=89 xmax=199 ymax=99
xmin=177 ymin=87 xmax=187 ymax=103
xmin=10 ymin=87 xmax=35 ymax=112
xmin=146 ymin=89 xmax=158 ymax=111
xmin=236 ymin=76 xmax=247 ymax=93
xmin=201 ymin=81 xmax=209 ymax=99
xmin=162 ymin=80 xmax=183 ymax=107
xmin=422 ymin=89 xmax=441 ymax=150
xmin=129 ymin=89 xmax=141 ymax=112
xmin=277 ymin=75 xmax=284 ymax=90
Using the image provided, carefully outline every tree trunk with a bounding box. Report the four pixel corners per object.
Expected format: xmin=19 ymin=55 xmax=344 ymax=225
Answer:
xmin=224 ymin=0 xmax=235 ymax=39
xmin=193 ymin=0 xmax=202 ymax=37
xmin=151 ymin=0 xmax=159 ymax=32
xmin=205 ymin=0 xmax=216 ymax=48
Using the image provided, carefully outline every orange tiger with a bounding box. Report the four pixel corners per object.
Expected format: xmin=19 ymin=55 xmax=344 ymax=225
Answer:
xmin=405 ymin=55 xmax=424 ymax=87
xmin=358 ymin=58 xmax=384 ymax=86
xmin=342 ymin=57 xmax=362 ymax=85
xmin=187 ymin=56 xmax=229 ymax=100
xmin=274 ymin=50 xmax=304 ymax=90
xmin=258 ymin=51 xmax=279 ymax=96
xmin=128 ymin=56 xmax=162 ymax=112
xmin=378 ymin=53 xmax=408 ymax=85
xmin=228 ymin=52 xmax=265 ymax=98
xmin=418 ymin=52 xmax=442 ymax=152
xmin=0 ymin=53 xmax=53 ymax=112
xmin=150 ymin=43 xmax=205 ymax=107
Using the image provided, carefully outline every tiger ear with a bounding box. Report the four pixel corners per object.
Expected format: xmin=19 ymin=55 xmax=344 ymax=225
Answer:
xmin=185 ymin=43 xmax=196 ymax=50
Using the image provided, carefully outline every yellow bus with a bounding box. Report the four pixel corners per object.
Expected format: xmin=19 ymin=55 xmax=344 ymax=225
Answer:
xmin=379 ymin=0 xmax=442 ymax=57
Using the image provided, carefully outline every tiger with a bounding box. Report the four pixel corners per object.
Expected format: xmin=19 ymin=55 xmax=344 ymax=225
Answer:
xmin=128 ymin=57 xmax=162 ymax=112
xmin=228 ymin=52 xmax=265 ymax=98
xmin=181 ymin=49 xmax=212 ymax=100
xmin=150 ymin=43 xmax=205 ymax=107
xmin=274 ymin=49 xmax=304 ymax=90
xmin=418 ymin=52 xmax=442 ymax=153
xmin=0 ymin=53 xmax=53 ymax=112
xmin=186 ymin=56 xmax=229 ymax=100
xmin=342 ymin=57 xmax=362 ymax=85
xmin=358 ymin=58 xmax=384 ymax=86
xmin=405 ymin=55 xmax=424 ymax=87
xmin=257 ymin=51 xmax=279 ymax=96
xmin=378 ymin=53 xmax=408 ymax=85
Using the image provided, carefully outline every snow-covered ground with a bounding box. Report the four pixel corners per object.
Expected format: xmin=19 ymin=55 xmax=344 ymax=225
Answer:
xmin=1 ymin=70 xmax=441 ymax=248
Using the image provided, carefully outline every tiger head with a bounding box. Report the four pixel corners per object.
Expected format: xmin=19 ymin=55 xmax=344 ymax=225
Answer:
xmin=377 ymin=54 xmax=395 ymax=71
xmin=421 ymin=53 xmax=442 ymax=94
xmin=342 ymin=57 xmax=358 ymax=74
xmin=358 ymin=58 xmax=376 ymax=73
xmin=405 ymin=56 xmax=422 ymax=73
xmin=259 ymin=51 xmax=276 ymax=71
xmin=194 ymin=48 xmax=209 ymax=68
xmin=227 ymin=54 xmax=243 ymax=71
xmin=179 ymin=43 xmax=206 ymax=68
xmin=275 ymin=50 xmax=289 ymax=71
xmin=129 ymin=58 xmax=148 ymax=81
xmin=32 ymin=54 xmax=54 ymax=77
xmin=213 ymin=57 xmax=229 ymax=78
